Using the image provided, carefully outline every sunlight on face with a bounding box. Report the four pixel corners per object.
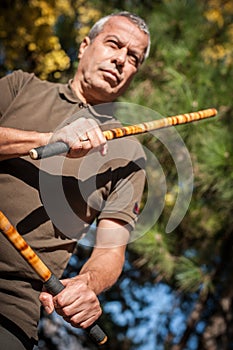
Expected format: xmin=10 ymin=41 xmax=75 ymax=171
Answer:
xmin=76 ymin=16 xmax=149 ymax=104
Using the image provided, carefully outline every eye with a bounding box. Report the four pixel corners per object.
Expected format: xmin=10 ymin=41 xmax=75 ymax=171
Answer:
xmin=128 ymin=53 xmax=140 ymax=67
xmin=107 ymin=39 xmax=119 ymax=48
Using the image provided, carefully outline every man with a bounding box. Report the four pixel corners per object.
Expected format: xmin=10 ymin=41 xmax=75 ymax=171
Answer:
xmin=0 ymin=11 xmax=150 ymax=349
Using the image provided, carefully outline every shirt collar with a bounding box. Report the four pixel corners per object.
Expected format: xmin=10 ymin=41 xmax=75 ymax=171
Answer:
xmin=58 ymin=79 xmax=115 ymax=123
xmin=58 ymin=79 xmax=85 ymax=105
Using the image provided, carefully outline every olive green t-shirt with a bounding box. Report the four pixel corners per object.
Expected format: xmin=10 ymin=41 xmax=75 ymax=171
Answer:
xmin=0 ymin=70 xmax=146 ymax=341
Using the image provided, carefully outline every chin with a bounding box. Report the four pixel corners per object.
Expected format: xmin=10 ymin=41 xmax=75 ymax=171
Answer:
xmin=95 ymin=86 xmax=120 ymax=101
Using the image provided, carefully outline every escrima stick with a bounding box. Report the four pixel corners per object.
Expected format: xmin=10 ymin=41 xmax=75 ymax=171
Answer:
xmin=0 ymin=211 xmax=108 ymax=346
xmin=29 ymin=108 xmax=217 ymax=160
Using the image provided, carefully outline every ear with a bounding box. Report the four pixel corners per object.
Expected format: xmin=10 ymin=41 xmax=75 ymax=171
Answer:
xmin=78 ymin=37 xmax=91 ymax=59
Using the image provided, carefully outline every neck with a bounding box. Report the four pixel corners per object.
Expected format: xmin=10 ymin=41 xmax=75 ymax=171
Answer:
xmin=71 ymin=75 xmax=112 ymax=105
xmin=70 ymin=79 xmax=88 ymax=104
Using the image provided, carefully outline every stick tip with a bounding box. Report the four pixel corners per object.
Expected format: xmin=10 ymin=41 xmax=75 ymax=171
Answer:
xmin=29 ymin=148 xmax=39 ymax=160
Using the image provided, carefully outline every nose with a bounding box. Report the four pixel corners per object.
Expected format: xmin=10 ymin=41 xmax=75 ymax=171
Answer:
xmin=112 ymin=47 xmax=127 ymax=67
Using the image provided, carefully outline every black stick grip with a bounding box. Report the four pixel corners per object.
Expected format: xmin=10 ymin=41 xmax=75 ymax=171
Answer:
xmin=44 ymin=274 xmax=108 ymax=346
xmin=29 ymin=141 xmax=69 ymax=159
xmin=44 ymin=273 xmax=65 ymax=295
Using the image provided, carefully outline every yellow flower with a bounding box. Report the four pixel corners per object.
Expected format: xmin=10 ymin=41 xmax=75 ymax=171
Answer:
xmin=28 ymin=42 xmax=37 ymax=51
xmin=204 ymin=9 xmax=224 ymax=28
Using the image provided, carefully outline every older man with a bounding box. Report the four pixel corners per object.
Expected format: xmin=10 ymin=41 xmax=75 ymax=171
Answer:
xmin=0 ymin=11 xmax=150 ymax=349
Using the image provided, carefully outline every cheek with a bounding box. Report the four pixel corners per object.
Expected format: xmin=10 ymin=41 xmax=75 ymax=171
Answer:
xmin=123 ymin=66 xmax=137 ymax=82
xmin=81 ymin=47 xmax=101 ymax=69
xmin=85 ymin=53 xmax=105 ymax=72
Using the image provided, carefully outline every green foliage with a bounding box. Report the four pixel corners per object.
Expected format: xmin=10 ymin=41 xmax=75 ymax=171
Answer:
xmin=126 ymin=1 xmax=233 ymax=346
xmin=132 ymin=228 xmax=177 ymax=281
xmin=175 ymin=256 xmax=204 ymax=293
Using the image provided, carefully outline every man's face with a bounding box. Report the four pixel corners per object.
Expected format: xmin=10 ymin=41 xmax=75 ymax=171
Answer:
xmin=76 ymin=16 xmax=149 ymax=104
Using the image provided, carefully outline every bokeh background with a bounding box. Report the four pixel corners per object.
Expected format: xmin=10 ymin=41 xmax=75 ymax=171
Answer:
xmin=1 ymin=1 xmax=233 ymax=349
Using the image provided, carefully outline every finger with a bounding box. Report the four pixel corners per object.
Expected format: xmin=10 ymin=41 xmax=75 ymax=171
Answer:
xmin=78 ymin=134 xmax=107 ymax=156
xmin=69 ymin=138 xmax=84 ymax=152
xmin=87 ymin=118 xmax=106 ymax=144
xmin=53 ymin=290 xmax=100 ymax=318
xmin=39 ymin=292 xmax=55 ymax=314
xmin=79 ymin=133 xmax=89 ymax=142
xmin=80 ymin=315 xmax=101 ymax=329
xmin=100 ymin=143 xmax=108 ymax=156
xmin=67 ymin=308 xmax=102 ymax=329
xmin=85 ymin=119 xmax=107 ymax=153
xmin=54 ymin=292 xmax=88 ymax=312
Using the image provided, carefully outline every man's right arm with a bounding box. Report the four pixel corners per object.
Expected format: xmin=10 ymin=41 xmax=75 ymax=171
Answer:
xmin=0 ymin=72 xmax=107 ymax=160
xmin=0 ymin=127 xmax=52 ymax=160
xmin=0 ymin=117 xmax=107 ymax=160
xmin=0 ymin=72 xmax=51 ymax=160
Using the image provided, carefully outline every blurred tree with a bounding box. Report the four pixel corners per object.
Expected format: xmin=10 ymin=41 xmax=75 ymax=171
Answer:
xmin=127 ymin=0 xmax=233 ymax=349
xmin=0 ymin=0 xmax=101 ymax=80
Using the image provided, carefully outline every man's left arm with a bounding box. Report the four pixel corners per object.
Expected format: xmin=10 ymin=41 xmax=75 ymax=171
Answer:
xmin=39 ymin=218 xmax=129 ymax=328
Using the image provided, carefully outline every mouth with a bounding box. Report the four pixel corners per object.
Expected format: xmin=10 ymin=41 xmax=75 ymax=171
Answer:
xmin=101 ymin=69 xmax=120 ymax=85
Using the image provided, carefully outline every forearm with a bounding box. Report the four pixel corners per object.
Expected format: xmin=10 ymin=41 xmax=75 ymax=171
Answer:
xmin=39 ymin=221 xmax=128 ymax=329
xmin=0 ymin=126 xmax=52 ymax=160
xmin=78 ymin=247 xmax=126 ymax=295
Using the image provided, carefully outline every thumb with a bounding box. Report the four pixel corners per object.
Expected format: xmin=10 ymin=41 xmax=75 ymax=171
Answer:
xmin=39 ymin=291 xmax=55 ymax=314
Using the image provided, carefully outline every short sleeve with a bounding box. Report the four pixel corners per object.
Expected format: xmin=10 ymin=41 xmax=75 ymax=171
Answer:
xmin=0 ymin=70 xmax=34 ymax=118
xmin=97 ymin=140 xmax=146 ymax=230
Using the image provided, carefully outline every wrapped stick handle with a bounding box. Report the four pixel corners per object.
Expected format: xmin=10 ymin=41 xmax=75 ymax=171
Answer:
xmin=29 ymin=108 xmax=217 ymax=160
xmin=0 ymin=211 xmax=108 ymax=346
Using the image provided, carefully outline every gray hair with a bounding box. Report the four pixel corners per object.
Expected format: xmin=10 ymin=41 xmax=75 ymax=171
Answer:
xmin=88 ymin=11 xmax=151 ymax=62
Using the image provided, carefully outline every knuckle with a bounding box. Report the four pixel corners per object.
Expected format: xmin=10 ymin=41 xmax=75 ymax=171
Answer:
xmin=70 ymin=320 xmax=78 ymax=327
xmin=87 ymin=292 xmax=97 ymax=302
xmin=39 ymin=294 xmax=45 ymax=302
xmin=97 ymin=308 xmax=102 ymax=318
xmin=54 ymin=295 xmax=64 ymax=308
xmin=79 ymin=117 xmax=86 ymax=122
xmin=39 ymin=293 xmax=50 ymax=304
xmin=62 ymin=308 xmax=70 ymax=317
xmin=87 ymin=117 xmax=97 ymax=126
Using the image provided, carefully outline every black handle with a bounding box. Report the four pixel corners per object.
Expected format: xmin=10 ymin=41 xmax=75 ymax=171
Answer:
xmin=29 ymin=141 xmax=69 ymax=159
xmin=44 ymin=274 xmax=108 ymax=346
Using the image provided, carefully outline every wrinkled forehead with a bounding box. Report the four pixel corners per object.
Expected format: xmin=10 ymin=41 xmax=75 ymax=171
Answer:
xmin=102 ymin=16 xmax=148 ymax=38
xmin=98 ymin=16 xmax=149 ymax=54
